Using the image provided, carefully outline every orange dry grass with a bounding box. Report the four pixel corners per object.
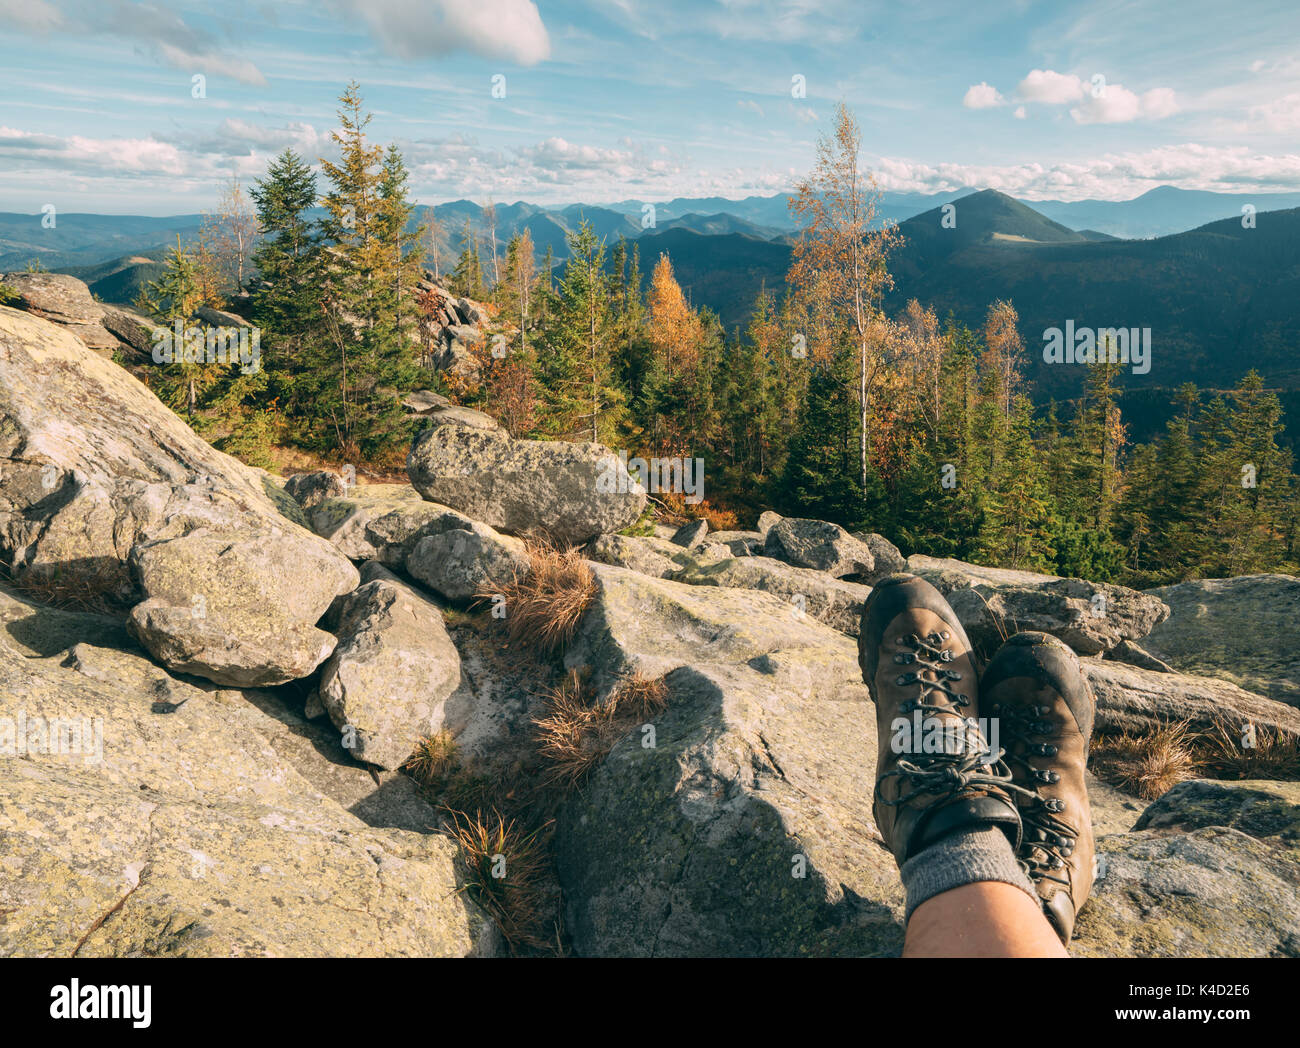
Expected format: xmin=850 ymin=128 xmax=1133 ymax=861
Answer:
xmin=481 ymin=545 xmax=596 ymax=656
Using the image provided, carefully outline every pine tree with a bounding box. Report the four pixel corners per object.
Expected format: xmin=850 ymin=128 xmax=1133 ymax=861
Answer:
xmin=315 ymin=81 xmax=412 ymax=455
xmin=138 ymin=235 xmax=214 ymax=416
xmin=250 ymin=149 xmax=324 ymax=418
xmin=537 ymin=221 xmax=625 ymax=443
xmin=378 ymin=144 xmax=424 ymax=355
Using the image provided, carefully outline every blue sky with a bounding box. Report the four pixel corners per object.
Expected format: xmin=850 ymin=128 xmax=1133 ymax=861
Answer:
xmin=2 ymin=0 xmax=1299 ymax=214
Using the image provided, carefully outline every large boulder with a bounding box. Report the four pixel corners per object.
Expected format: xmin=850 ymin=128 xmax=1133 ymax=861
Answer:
xmin=907 ymin=555 xmax=1169 ymax=657
xmin=763 ymin=517 xmax=875 ymax=579
xmin=128 ymin=527 xmax=356 ymax=687
xmin=406 ymin=523 xmax=529 ymax=602
xmin=1 ymin=272 xmax=102 ymax=324
xmin=851 ymin=531 xmax=907 ymax=577
xmin=670 ymin=555 xmax=873 ymax=636
xmin=0 ymin=582 xmax=495 ymax=957
xmin=284 ymin=470 xmax=349 ymax=510
xmin=0 ymin=273 xmax=118 ymax=358
xmin=401 ymin=390 xmax=501 ymax=431
xmin=101 ymin=305 xmax=167 ymax=361
xmin=318 ymin=566 xmax=462 ymax=769
xmin=0 ymin=308 xmax=357 ymax=687
xmin=1141 ymin=575 xmax=1300 ymax=708
xmin=1133 ymin=779 xmax=1300 ymax=857
xmin=407 ymin=425 xmax=646 ymax=545
xmin=555 ymin=564 xmax=904 ymax=957
xmin=1073 ymin=781 xmax=1300 ymax=957
xmin=1082 ymin=659 xmax=1300 ymax=738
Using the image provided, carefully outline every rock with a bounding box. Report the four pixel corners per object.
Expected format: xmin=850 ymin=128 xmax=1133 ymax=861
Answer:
xmin=1082 ymin=659 xmax=1300 ymax=738
xmin=401 ymin=390 xmax=452 ymax=414
xmin=708 ymin=530 xmax=764 ymax=557
xmin=456 ymin=298 xmax=489 ymax=326
xmin=307 ymin=493 xmax=521 ymax=585
xmin=0 ymin=273 xmax=120 ymax=357
xmin=129 ymin=526 xmax=358 ymax=687
xmin=101 ymin=305 xmax=167 ymax=360
xmin=406 ymin=523 xmax=530 ymax=602
xmin=756 ymin=510 xmax=782 ymax=535
xmin=1141 ymin=575 xmax=1300 ymax=708
xmin=851 ymin=532 xmax=907 ymax=577
xmin=585 ymin=534 xmax=683 ymax=578
xmin=1086 ymin=771 xmax=1145 ymax=837
xmin=1103 ymin=639 xmax=1174 ymax=673
xmin=193 ymin=305 xmax=251 ymax=329
xmin=555 ymin=564 xmax=903 ymax=956
xmin=62 ymin=321 xmax=119 ymax=357
xmin=421 ymin=401 xmax=502 ymax=432
xmin=407 ymin=426 xmax=646 ymax=546
xmin=308 ymin=494 xmax=462 ymax=564
xmin=907 ymin=555 xmax=1169 ymax=656
xmin=671 ymin=519 xmax=708 ymax=548
xmin=318 ymin=570 xmax=461 ymax=770
xmin=671 ymin=555 xmax=873 ymax=636
xmin=304 ymin=689 xmax=327 ymax=720
xmin=763 ymin=517 xmax=875 ymax=579
xmin=0 ymin=308 xmax=356 ymax=654
xmin=284 ymin=470 xmax=348 ymax=509
xmin=0 ymin=582 xmax=495 ymax=957
xmin=1074 ymin=826 xmax=1299 ymax=957
xmin=1133 ymin=779 xmax=1300 ymax=859
xmin=1 ymin=272 xmax=102 ymax=324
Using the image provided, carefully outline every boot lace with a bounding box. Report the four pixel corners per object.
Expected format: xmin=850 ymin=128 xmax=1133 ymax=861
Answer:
xmin=878 ymin=631 xmax=1019 ymax=809
xmin=990 ymin=700 xmax=1077 ymax=887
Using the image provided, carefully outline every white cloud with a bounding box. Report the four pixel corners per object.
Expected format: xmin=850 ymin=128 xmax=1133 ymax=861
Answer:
xmin=1141 ymin=87 xmax=1180 ymax=120
xmin=0 ymin=0 xmax=267 ymax=85
xmin=1016 ymin=69 xmax=1086 ymax=104
xmin=1014 ymin=105 xmax=1027 ymax=119
xmin=738 ymin=99 xmax=765 ymax=117
xmin=962 ymin=82 xmax=1005 ymax=109
xmin=0 ymin=0 xmax=62 ymax=31
xmin=1070 ymin=82 xmax=1141 ymax=123
xmin=330 ymin=0 xmax=550 ymax=65
xmin=868 ymin=143 xmax=1300 ymax=200
xmin=792 ymin=105 xmax=819 ymax=124
xmin=1070 ymin=83 xmax=1179 ymax=124
xmin=1246 ymin=92 xmax=1300 ymax=133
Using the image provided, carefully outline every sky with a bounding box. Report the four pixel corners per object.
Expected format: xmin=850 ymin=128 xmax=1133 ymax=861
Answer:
xmin=1 ymin=0 xmax=1299 ymax=214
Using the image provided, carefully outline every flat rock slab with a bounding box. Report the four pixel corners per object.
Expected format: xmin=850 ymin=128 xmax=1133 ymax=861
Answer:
xmin=1141 ymin=574 xmax=1300 ymax=708
xmin=557 ymin=564 xmax=904 ymax=957
xmin=908 ymin=554 xmax=1170 ymax=656
xmin=1083 ymin=658 xmax=1300 ymax=738
xmin=670 ymin=555 xmax=873 ymax=636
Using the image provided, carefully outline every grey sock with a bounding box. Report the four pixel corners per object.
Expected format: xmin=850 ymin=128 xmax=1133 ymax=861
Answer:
xmin=899 ymin=826 xmax=1038 ymax=924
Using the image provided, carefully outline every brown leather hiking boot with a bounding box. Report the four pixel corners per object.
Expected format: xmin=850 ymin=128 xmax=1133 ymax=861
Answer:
xmin=858 ymin=574 xmax=1022 ymax=865
xmin=981 ymin=631 xmax=1096 ymax=945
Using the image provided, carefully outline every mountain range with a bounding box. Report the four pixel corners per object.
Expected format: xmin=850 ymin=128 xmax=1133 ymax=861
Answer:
xmin=4 ymin=187 xmax=1298 ymax=447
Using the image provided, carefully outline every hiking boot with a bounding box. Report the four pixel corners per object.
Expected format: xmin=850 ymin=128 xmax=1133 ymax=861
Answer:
xmin=858 ymin=574 xmax=1021 ymax=865
xmin=981 ymin=631 xmax=1096 ymax=944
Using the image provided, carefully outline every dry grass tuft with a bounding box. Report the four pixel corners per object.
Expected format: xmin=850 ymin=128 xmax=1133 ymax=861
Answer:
xmin=0 ymin=560 xmax=125 ymax=615
xmin=1090 ymin=719 xmax=1201 ymax=800
xmin=532 ymin=670 xmax=618 ymax=788
xmin=532 ymin=669 xmax=670 ymax=789
xmin=480 ymin=544 xmax=596 ymax=656
xmin=1200 ymin=720 xmax=1300 ymax=780
xmin=611 ymin=671 xmax=670 ymax=719
xmin=441 ymin=808 xmax=554 ymax=952
xmin=401 ymin=730 xmax=459 ymax=786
